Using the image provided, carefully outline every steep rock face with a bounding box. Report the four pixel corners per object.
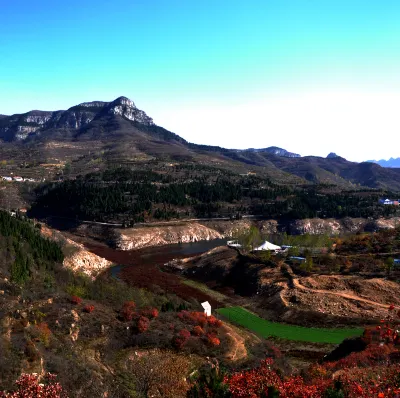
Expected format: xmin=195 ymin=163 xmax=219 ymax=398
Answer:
xmin=114 ymin=223 xmax=222 ymax=250
xmin=289 ymin=218 xmax=344 ymax=235
xmin=287 ymin=217 xmax=400 ymax=235
xmin=0 ymin=96 xmax=153 ymax=141
xmin=40 ymin=225 xmax=113 ymax=278
xmin=62 ymin=238 xmax=113 ymax=278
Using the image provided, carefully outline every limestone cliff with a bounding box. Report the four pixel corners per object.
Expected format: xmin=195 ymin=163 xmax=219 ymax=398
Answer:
xmin=0 ymin=96 xmax=153 ymax=141
xmin=62 ymin=238 xmax=113 ymax=278
xmin=114 ymin=223 xmax=222 ymax=250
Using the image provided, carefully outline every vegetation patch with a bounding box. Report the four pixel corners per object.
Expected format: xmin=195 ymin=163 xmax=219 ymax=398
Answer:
xmin=217 ymin=306 xmax=363 ymax=344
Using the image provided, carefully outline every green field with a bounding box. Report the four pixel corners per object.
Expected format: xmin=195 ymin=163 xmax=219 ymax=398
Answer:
xmin=217 ymin=307 xmax=364 ymax=344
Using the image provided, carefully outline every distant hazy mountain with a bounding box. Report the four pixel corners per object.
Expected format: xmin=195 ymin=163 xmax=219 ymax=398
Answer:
xmin=366 ymin=158 xmax=400 ymax=168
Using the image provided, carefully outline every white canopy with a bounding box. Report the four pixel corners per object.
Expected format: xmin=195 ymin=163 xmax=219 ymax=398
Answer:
xmin=253 ymin=241 xmax=281 ymax=251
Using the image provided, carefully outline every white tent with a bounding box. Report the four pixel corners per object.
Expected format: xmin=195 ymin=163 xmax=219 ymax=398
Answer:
xmin=253 ymin=241 xmax=281 ymax=252
xmin=201 ymin=301 xmax=211 ymax=317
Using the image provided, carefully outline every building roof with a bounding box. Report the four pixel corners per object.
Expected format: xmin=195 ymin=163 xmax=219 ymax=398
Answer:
xmin=254 ymin=241 xmax=281 ymax=251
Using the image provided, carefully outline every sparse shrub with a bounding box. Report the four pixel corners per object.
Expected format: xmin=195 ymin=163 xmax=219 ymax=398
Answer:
xmin=70 ymin=295 xmax=82 ymax=305
xmin=136 ymin=316 xmax=150 ymax=333
xmin=35 ymin=322 xmax=52 ymax=347
xmin=83 ymin=305 xmax=94 ymax=313
xmin=66 ymin=285 xmax=87 ymax=299
xmin=24 ymin=340 xmax=40 ymax=363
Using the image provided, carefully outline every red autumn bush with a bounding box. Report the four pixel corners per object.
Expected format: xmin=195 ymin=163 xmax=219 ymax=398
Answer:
xmin=192 ymin=325 xmax=205 ymax=336
xmin=140 ymin=307 xmax=159 ymax=319
xmin=70 ymin=296 xmax=82 ymax=305
xmin=207 ymin=316 xmax=222 ymax=328
xmin=137 ymin=316 xmax=150 ymax=333
xmin=206 ymin=333 xmax=220 ymax=347
xmin=173 ymin=329 xmax=191 ymax=350
xmin=0 ymin=373 xmax=65 ymax=397
xmin=177 ymin=311 xmax=208 ymax=327
xmin=121 ymin=301 xmax=136 ymax=321
xmin=83 ymin=305 xmax=94 ymax=313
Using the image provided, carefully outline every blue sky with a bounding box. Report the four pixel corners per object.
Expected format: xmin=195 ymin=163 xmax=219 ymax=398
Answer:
xmin=1 ymin=0 xmax=400 ymax=161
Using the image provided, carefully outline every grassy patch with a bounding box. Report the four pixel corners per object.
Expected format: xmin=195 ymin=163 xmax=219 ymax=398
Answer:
xmin=217 ymin=307 xmax=364 ymax=344
xmin=181 ymin=278 xmax=229 ymax=303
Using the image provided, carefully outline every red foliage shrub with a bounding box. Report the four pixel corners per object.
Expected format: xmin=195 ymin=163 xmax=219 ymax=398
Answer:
xmin=0 ymin=373 xmax=65 ymax=397
xmin=324 ymin=343 xmax=395 ymax=372
xmin=207 ymin=316 xmax=222 ymax=328
xmin=173 ymin=329 xmax=191 ymax=350
xmin=137 ymin=316 xmax=150 ymax=333
xmin=121 ymin=301 xmax=136 ymax=321
xmin=140 ymin=307 xmax=159 ymax=319
xmin=177 ymin=311 xmax=208 ymax=327
xmin=206 ymin=333 xmax=220 ymax=347
xmin=70 ymin=296 xmax=82 ymax=305
xmin=83 ymin=305 xmax=95 ymax=313
xmin=192 ymin=325 xmax=205 ymax=336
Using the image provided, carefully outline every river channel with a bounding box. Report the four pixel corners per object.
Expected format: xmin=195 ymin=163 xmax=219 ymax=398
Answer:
xmin=85 ymin=238 xmax=228 ymax=280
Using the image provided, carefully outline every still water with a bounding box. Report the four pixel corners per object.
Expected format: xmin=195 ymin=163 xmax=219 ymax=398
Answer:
xmin=107 ymin=238 xmax=228 ymax=279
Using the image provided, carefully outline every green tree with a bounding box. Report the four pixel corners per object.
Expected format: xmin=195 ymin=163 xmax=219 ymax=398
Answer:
xmin=237 ymin=226 xmax=262 ymax=252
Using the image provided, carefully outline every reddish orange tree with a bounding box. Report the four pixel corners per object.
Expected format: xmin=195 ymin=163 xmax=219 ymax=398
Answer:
xmin=0 ymin=373 xmax=66 ymax=397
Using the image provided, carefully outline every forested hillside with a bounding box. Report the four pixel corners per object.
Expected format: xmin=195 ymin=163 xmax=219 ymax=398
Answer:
xmin=0 ymin=211 xmax=63 ymax=284
xmin=29 ymin=168 xmax=400 ymax=223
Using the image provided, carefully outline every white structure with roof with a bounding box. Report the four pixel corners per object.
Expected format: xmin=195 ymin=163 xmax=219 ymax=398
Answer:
xmin=201 ymin=301 xmax=211 ymax=317
xmin=253 ymin=241 xmax=282 ymax=252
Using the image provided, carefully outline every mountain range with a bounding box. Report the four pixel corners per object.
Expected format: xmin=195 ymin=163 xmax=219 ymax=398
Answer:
xmin=366 ymin=158 xmax=400 ymax=168
xmin=1 ymin=96 xmax=400 ymax=190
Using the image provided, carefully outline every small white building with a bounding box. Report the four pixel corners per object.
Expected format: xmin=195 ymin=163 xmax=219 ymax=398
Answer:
xmin=201 ymin=301 xmax=211 ymax=317
xmin=227 ymin=240 xmax=242 ymax=248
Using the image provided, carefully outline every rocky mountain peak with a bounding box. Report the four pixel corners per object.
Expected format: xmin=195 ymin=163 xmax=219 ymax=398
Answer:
xmin=0 ymin=96 xmax=153 ymax=141
xmin=245 ymin=146 xmax=301 ymax=158
xmin=105 ymin=96 xmax=153 ymax=125
xmin=327 ymin=152 xmax=339 ymax=159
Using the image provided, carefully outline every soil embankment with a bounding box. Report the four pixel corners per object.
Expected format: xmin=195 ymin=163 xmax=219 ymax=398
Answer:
xmin=67 ymin=216 xmax=400 ymax=251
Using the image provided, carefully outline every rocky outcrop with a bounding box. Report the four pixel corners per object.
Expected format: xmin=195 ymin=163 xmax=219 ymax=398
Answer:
xmin=0 ymin=96 xmax=153 ymax=141
xmin=288 ymin=217 xmax=400 ymax=235
xmin=114 ymin=223 xmax=222 ymax=250
xmin=62 ymin=238 xmax=113 ymax=278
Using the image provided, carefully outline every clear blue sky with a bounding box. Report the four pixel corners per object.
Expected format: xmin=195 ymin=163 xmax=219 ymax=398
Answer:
xmin=1 ymin=0 xmax=400 ymax=161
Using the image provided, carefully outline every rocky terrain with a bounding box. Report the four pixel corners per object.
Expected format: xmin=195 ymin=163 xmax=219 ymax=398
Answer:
xmin=65 ymin=216 xmax=400 ymax=252
xmin=40 ymin=225 xmax=113 ymax=278
xmin=167 ymin=245 xmax=400 ymax=327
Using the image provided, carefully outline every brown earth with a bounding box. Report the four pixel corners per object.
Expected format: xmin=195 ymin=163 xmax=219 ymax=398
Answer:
xmin=171 ymin=246 xmax=399 ymax=326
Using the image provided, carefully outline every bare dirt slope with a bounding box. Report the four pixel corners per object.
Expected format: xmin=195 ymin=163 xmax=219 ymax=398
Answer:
xmin=174 ymin=247 xmax=400 ymax=325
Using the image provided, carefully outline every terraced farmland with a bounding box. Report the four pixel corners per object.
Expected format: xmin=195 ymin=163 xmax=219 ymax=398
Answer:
xmin=217 ymin=306 xmax=364 ymax=344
